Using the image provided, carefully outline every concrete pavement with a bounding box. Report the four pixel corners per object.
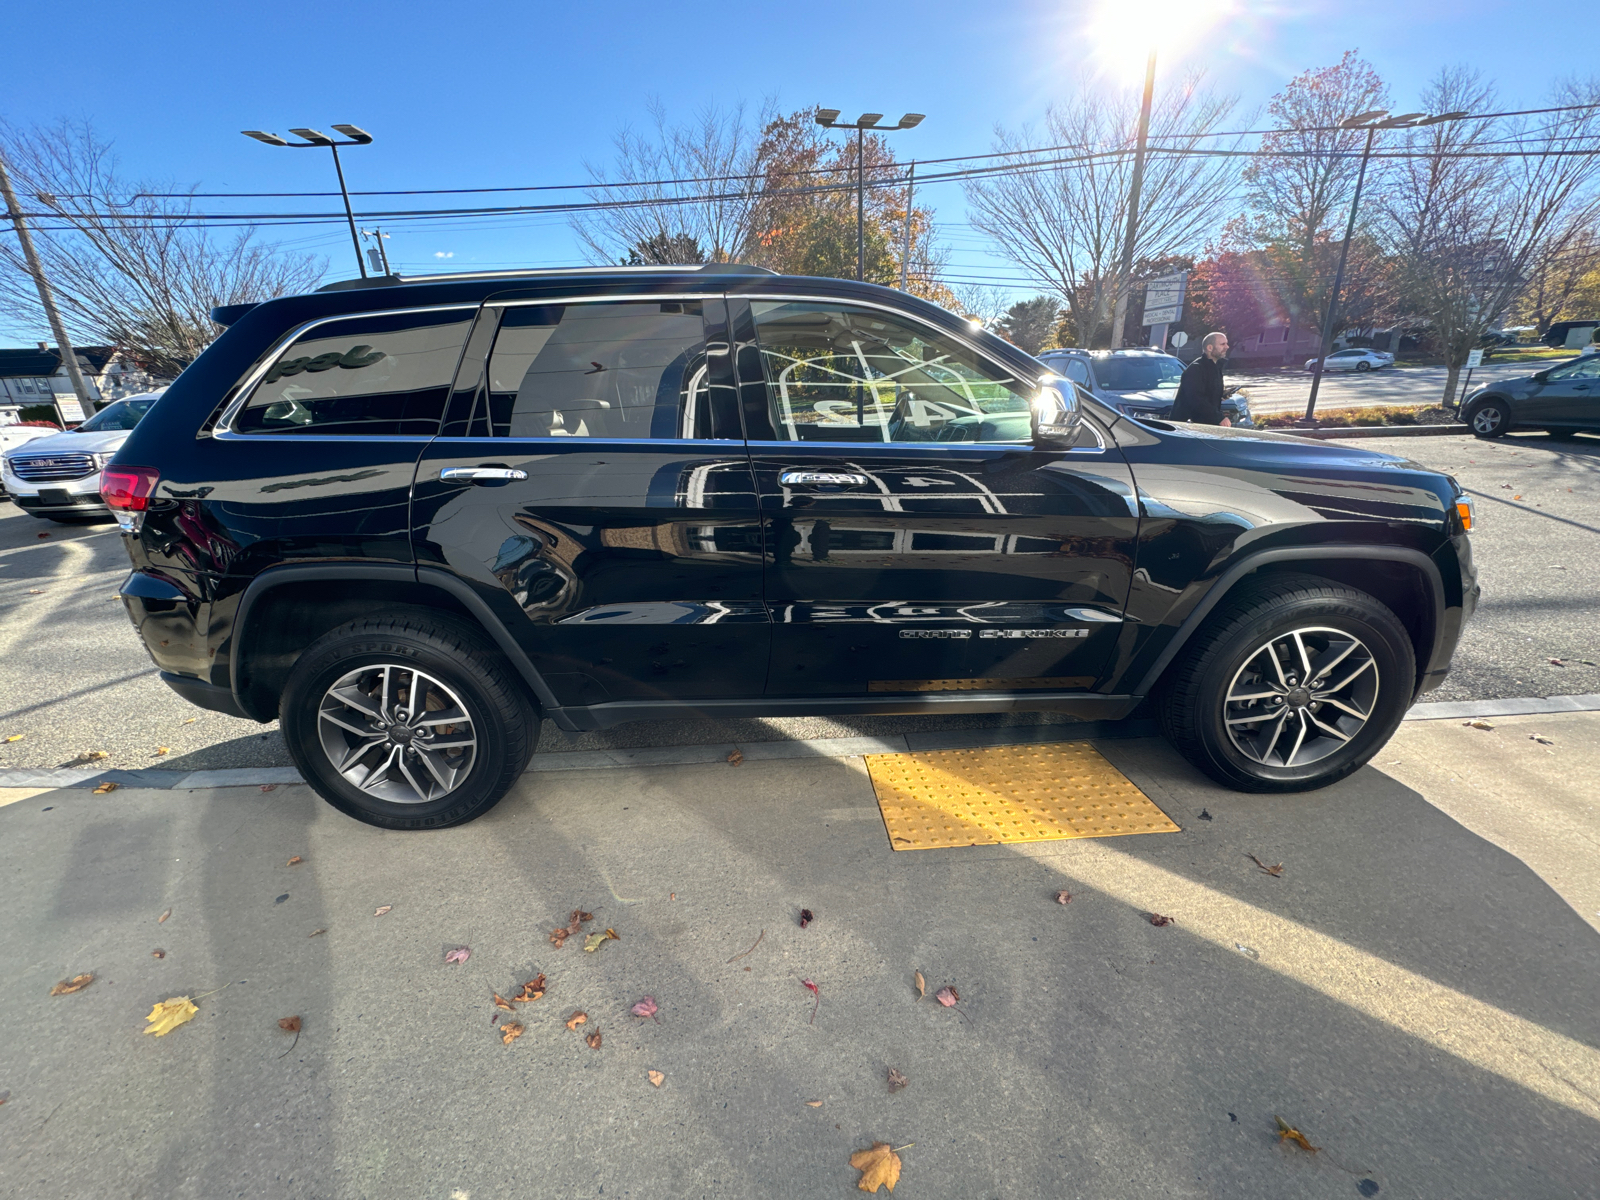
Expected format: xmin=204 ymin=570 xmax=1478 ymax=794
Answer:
xmin=2 ymin=713 xmax=1596 ymax=1199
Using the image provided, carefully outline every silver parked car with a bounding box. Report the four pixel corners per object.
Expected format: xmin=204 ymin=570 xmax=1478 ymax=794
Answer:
xmin=1304 ymin=347 xmax=1394 ymax=372
xmin=0 ymin=392 xmax=163 ymax=521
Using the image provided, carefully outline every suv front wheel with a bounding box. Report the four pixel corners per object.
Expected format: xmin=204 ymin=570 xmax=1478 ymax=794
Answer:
xmin=1159 ymin=576 xmax=1414 ymax=792
xmin=281 ymin=611 xmax=537 ymax=829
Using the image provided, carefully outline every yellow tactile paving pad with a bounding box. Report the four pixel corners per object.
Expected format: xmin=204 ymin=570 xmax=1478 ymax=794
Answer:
xmin=865 ymin=742 xmax=1180 ymax=850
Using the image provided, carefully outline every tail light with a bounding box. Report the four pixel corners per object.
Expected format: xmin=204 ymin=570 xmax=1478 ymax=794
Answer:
xmin=101 ymin=466 xmax=161 ymax=532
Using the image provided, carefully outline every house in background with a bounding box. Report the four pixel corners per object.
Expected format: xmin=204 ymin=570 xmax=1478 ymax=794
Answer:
xmin=0 ymin=343 xmax=167 ymax=414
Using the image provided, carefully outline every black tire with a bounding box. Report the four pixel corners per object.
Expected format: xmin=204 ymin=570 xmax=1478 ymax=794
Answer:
xmin=281 ymin=609 xmax=537 ymax=830
xmin=1355 ymin=360 xmax=1371 ymax=372
xmin=1158 ymin=574 xmax=1414 ymax=793
xmin=1466 ymin=399 xmax=1510 ymax=438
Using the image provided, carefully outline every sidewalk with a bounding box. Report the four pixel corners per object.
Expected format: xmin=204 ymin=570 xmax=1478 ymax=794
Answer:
xmin=1 ymin=714 xmax=1596 ymax=1199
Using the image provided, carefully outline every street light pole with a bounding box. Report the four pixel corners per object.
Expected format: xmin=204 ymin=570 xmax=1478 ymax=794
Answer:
xmin=816 ymin=110 xmax=924 ymax=283
xmin=1111 ymin=50 xmax=1158 ymax=349
xmin=242 ymin=124 xmax=375 ymax=278
xmin=1303 ymin=108 xmax=1469 ymax=422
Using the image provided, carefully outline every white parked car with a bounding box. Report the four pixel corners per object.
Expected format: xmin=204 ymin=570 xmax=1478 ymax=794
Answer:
xmin=0 ymin=406 xmax=62 ymax=498
xmin=1305 ymin=348 xmax=1395 ymax=373
xmin=0 ymin=391 xmax=164 ymax=522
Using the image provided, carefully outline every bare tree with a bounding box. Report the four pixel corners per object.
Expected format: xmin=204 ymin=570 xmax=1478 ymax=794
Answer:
xmin=1378 ymin=71 xmax=1600 ymax=401
xmin=1508 ymin=230 xmax=1600 ymax=336
xmin=1242 ymin=51 xmax=1390 ymax=363
xmin=571 ymin=100 xmax=768 ymax=265
xmin=965 ymin=75 xmax=1240 ymax=347
xmin=0 ymin=119 xmax=325 ymax=377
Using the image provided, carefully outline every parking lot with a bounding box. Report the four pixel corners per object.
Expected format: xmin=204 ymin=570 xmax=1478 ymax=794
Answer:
xmin=1232 ymin=362 xmax=1534 ymax=416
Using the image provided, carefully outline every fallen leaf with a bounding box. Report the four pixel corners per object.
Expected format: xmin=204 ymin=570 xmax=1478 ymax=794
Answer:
xmin=849 ymin=1142 xmax=902 ymax=1193
xmin=286 ymin=855 xmax=303 ymax=866
xmin=727 ymin=748 xmax=744 ymax=766
xmin=887 ymin=1067 xmax=908 ymax=1092
xmin=92 ymin=781 xmax=118 ymax=794
xmin=586 ymin=1031 xmax=603 ymax=1049
xmin=512 ymin=975 xmax=546 ymax=1003
xmin=143 ymin=996 xmax=199 ymax=1036
xmin=1055 ymin=890 xmax=1072 ymax=905
xmin=1530 ymin=734 xmax=1555 ymax=746
xmin=935 ymin=985 xmax=959 ymax=1007
xmin=182 ymin=718 xmax=197 ymax=723
xmin=1235 ymin=943 xmax=1260 ymax=960
xmin=37 ymin=532 xmax=49 ymax=538
xmin=584 ymin=928 xmax=618 ymax=953
xmin=4 ymin=734 xmax=23 ymax=742
xmin=500 ymin=1021 xmax=525 ymax=1046
xmin=1464 ymin=720 xmax=1495 ymax=730
xmin=50 ymin=973 xmax=94 ymax=996
xmin=565 ymin=1011 xmax=587 ymax=1029
xmin=802 ymin=977 xmax=821 ymax=1024
xmin=805 ymin=1099 xmax=823 ymax=1107
xmin=1149 ymin=913 xmax=1174 ymax=927
xmin=444 ymin=947 xmax=470 ymax=965
xmin=151 ymin=949 xmax=165 ymax=959
xmin=158 ymin=909 xmax=171 ymax=924
xmin=1275 ymin=1116 xmax=1319 ymax=1153
xmin=648 ymin=1070 xmax=664 ymax=1087
xmin=913 ymin=970 xmax=925 ymax=999
xmin=260 ymin=784 xmax=277 ymax=793
xmin=1248 ymin=854 xmax=1284 ymax=877
xmin=799 ymin=908 xmax=815 ymax=929
xmin=1549 ymin=657 xmax=1566 ymax=666
xmin=549 ymin=929 xmax=568 ymax=948
xmin=492 ymin=993 xmax=516 ymax=1012
xmin=374 ymin=905 xmax=392 ymax=916
xmin=154 ymin=747 xmax=170 ymax=756
xmin=630 ymin=996 xmax=659 ymax=1021
xmin=551 ymin=908 xmax=595 ymax=948
xmin=278 ymin=1016 xmax=302 ymax=1033
xmin=308 ymin=928 xmax=326 ymax=938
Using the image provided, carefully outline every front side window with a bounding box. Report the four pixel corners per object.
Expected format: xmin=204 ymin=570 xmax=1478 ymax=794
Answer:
xmin=1060 ymin=358 xmax=1091 ymax=386
xmin=475 ymin=300 xmax=711 ymax=439
xmin=748 ymin=301 xmax=1033 ymax=444
xmin=237 ymin=308 xmax=474 ymax=435
xmin=1547 ymin=357 xmax=1600 ymax=380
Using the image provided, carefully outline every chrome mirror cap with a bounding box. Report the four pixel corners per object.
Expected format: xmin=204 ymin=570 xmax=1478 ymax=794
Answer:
xmin=1033 ymin=379 xmax=1083 ymax=449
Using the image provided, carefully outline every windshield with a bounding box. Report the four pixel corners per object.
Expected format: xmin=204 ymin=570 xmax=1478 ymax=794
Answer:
xmin=75 ymin=397 xmax=156 ymax=432
xmin=1090 ymin=355 xmax=1183 ymax=392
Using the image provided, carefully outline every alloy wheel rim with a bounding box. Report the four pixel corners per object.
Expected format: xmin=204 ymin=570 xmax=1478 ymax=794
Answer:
xmin=1223 ymin=627 xmax=1378 ymax=768
xmin=316 ymin=664 xmax=477 ymax=804
xmin=1472 ymin=407 xmax=1502 ymax=433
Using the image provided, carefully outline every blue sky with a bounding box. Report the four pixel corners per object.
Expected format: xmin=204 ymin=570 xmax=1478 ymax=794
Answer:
xmin=0 ymin=0 xmax=1581 ymax=341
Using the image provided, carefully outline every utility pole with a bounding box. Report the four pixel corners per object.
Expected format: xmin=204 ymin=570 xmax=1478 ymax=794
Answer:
xmin=0 ymin=150 xmax=94 ymax=423
xmin=362 ymin=227 xmax=392 ymax=275
xmin=1111 ymin=50 xmax=1158 ymax=348
xmin=899 ymin=162 xmax=916 ymax=291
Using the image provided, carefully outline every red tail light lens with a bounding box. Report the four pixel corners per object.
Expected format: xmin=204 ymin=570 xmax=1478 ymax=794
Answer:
xmin=101 ymin=466 xmax=161 ymax=511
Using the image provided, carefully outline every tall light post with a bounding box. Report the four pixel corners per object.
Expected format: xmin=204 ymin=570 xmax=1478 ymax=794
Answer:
xmin=242 ymin=124 xmax=374 ymax=277
xmin=1303 ymin=107 xmax=1470 ymax=422
xmin=1111 ymin=50 xmax=1158 ymax=348
xmin=815 ymin=110 xmax=924 ymax=282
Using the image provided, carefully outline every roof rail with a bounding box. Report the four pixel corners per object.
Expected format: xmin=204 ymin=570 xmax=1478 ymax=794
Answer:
xmin=315 ymin=262 xmax=776 ymax=293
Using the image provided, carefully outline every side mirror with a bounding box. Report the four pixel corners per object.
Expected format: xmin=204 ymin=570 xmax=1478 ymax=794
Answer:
xmin=1033 ymin=379 xmax=1083 ymax=449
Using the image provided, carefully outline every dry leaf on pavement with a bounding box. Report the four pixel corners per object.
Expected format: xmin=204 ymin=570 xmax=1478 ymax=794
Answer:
xmin=512 ymin=975 xmax=546 ymax=1002
xmin=154 ymin=747 xmax=170 ymax=756
xmin=1248 ymin=854 xmax=1284 ymax=877
xmin=151 ymin=949 xmax=165 ymax=959
xmin=1275 ymin=1116 xmax=1319 ymax=1153
xmin=159 ymin=909 xmax=171 ymax=924
xmin=3 ymin=734 xmax=22 ymax=742
xmin=551 ymin=908 xmax=594 ymax=948
xmin=799 ymin=908 xmax=815 ymax=929
xmin=492 ymin=992 xmax=516 ymax=1012
xmin=1530 ymin=734 xmax=1555 ymax=745
xmin=308 ymin=928 xmax=326 ymax=938
xmin=583 ymin=928 xmax=619 ymax=953
xmin=1055 ymin=890 xmax=1072 ymax=904
xmin=1464 ymin=720 xmax=1495 ymax=730
xmin=935 ymin=986 xmax=959 ymax=1007
xmin=801 ymin=977 xmax=821 ymax=1024
xmin=630 ymin=996 xmax=659 ymax=1021
xmin=373 ymin=905 xmax=392 ymax=917
xmin=727 ymin=748 xmax=744 ymax=766
xmin=849 ymin=1142 xmax=903 ymax=1193
xmin=50 ymin=974 xmax=94 ymax=996
xmin=648 ymin=1070 xmax=664 ymax=1087
xmin=586 ymin=1031 xmax=603 ymax=1049
xmin=444 ymin=947 xmax=470 ymax=965
xmin=92 ymin=781 xmax=118 ymax=794
xmin=500 ymin=1021 xmax=525 ymax=1046
xmin=278 ymin=1016 xmax=301 ymax=1032
xmin=143 ymin=996 xmax=199 ymax=1036
xmin=1148 ymin=913 xmax=1174 ymax=926
xmin=286 ymin=856 xmax=303 ymax=867
xmin=913 ymin=970 xmax=925 ymax=999
xmin=887 ymin=1067 xmax=908 ymax=1093
xmin=805 ymin=1099 xmax=823 ymax=1107
xmin=565 ymin=1011 xmax=588 ymax=1029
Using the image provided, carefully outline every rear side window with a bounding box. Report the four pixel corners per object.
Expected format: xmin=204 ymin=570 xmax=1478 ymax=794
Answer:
xmin=474 ymin=300 xmax=712 ymax=439
xmin=236 ymin=308 xmax=474 ymax=435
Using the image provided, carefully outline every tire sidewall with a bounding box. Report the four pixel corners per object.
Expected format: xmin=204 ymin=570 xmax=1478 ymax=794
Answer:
xmin=1467 ymin=400 xmax=1509 ymax=437
xmin=1187 ymin=595 xmax=1413 ymax=791
xmin=282 ymin=631 xmax=520 ymax=830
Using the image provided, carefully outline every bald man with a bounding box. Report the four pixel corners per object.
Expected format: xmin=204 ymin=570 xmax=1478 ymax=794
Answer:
xmin=1170 ymin=331 xmax=1232 ymax=426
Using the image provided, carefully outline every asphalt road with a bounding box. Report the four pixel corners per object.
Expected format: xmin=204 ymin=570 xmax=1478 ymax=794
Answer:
xmin=1232 ymin=361 xmax=1534 ymax=415
xmin=3 ymin=711 xmax=1596 ymax=1198
xmin=1 ymin=429 xmax=1596 ymax=772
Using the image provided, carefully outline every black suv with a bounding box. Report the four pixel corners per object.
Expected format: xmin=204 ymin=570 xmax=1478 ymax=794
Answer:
xmin=105 ymin=267 xmax=1479 ymax=829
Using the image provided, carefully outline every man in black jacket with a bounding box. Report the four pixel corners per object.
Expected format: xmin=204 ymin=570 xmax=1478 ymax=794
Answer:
xmin=1170 ymin=331 xmax=1231 ymax=426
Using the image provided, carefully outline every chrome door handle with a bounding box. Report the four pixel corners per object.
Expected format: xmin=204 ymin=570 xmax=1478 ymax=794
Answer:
xmin=779 ymin=470 xmax=870 ymax=489
xmin=439 ymin=467 xmax=528 ymax=483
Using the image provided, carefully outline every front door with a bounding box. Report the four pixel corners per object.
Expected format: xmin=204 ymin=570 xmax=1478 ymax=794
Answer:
xmin=1522 ymin=356 xmax=1600 ymax=427
xmin=731 ymin=297 xmax=1140 ymax=697
xmin=412 ymin=295 xmax=768 ymax=706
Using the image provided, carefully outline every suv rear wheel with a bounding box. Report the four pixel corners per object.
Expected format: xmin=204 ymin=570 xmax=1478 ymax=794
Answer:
xmin=1158 ymin=576 xmax=1414 ymax=792
xmin=281 ymin=611 xmax=536 ymax=829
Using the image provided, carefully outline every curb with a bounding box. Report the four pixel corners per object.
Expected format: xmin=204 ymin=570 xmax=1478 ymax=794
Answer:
xmin=5 ymin=696 xmax=1599 ymax=791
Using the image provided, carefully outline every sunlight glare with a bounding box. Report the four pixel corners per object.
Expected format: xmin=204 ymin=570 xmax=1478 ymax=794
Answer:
xmin=1086 ymin=0 xmax=1238 ymax=81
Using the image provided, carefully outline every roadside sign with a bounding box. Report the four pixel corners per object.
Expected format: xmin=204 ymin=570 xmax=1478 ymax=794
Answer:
xmin=53 ymin=394 xmax=85 ymax=422
xmin=1169 ymin=331 xmax=1189 ymax=348
xmin=1142 ymin=272 xmax=1187 ymax=326
xmin=1465 ymin=349 xmax=1484 ymax=369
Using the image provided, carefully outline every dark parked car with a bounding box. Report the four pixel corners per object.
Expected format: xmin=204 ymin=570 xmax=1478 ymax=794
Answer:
xmin=1540 ymin=320 xmax=1599 ymax=349
xmin=105 ymin=266 xmax=1479 ymax=829
xmin=1458 ymin=355 xmax=1600 ymax=438
xmin=1036 ymin=348 xmax=1254 ymax=425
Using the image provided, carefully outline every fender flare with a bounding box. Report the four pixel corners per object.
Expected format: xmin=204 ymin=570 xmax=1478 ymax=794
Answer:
xmin=229 ymin=563 xmax=561 ymax=718
xmin=1128 ymin=545 xmax=1447 ymax=699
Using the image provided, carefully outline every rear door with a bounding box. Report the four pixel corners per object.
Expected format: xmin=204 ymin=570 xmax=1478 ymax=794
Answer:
xmin=732 ymin=296 xmax=1140 ymax=698
xmin=412 ymin=294 xmax=768 ymax=707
